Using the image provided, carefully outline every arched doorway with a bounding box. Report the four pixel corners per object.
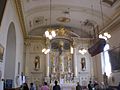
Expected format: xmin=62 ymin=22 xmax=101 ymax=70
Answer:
xmin=4 ymin=22 xmax=16 ymax=87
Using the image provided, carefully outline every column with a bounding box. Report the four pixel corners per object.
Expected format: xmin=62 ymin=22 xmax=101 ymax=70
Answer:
xmin=73 ymin=48 xmax=77 ymax=77
xmin=46 ymin=39 xmax=50 ymax=77
xmin=46 ymin=53 xmax=49 ymax=77
xmin=61 ymin=55 xmax=64 ymax=73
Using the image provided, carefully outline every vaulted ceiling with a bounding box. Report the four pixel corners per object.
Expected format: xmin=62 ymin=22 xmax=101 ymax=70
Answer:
xmin=15 ymin=0 xmax=120 ymax=39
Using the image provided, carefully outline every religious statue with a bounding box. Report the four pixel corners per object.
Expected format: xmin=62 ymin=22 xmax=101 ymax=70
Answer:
xmin=58 ymin=44 xmax=63 ymax=55
xmin=34 ymin=56 xmax=40 ymax=71
xmin=103 ymin=72 xmax=108 ymax=86
xmin=81 ymin=57 xmax=86 ymax=71
xmin=68 ymin=58 xmax=72 ymax=73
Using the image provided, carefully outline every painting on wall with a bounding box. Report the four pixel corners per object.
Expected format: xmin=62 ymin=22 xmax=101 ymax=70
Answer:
xmin=0 ymin=44 xmax=4 ymax=62
xmin=81 ymin=57 xmax=86 ymax=71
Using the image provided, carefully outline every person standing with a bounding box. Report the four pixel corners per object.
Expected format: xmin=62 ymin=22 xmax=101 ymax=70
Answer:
xmin=103 ymin=72 xmax=108 ymax=87
xmin=88 ymin=81 xmax=93 ymax=90
xmin=30 ymin=83 xmax=35 ymax=90
xmin=40 ymin=82 xmax=49 ymax=90
xmin=22 ymin=83 xmax=29 ymax=90
xmin=53 ymin=81 xmax=61 ymax=90
xmin=76 ymin=82 xmax=82 ymax=90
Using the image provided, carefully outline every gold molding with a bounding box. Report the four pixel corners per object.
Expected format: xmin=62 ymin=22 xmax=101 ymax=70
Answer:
xmin=14 ymin=0 xmax=27 ymax=38
xmin=25 ymin=36 xmax=46 ymax=42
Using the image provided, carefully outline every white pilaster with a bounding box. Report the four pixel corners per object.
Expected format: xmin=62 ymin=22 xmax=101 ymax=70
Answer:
xmin=46 ymin=53 xmax=49 ymax=77
xmin=61 ymin=55 xmax=64 ymax=73
xmin=73 ymin=48 xmax=77 ymax=77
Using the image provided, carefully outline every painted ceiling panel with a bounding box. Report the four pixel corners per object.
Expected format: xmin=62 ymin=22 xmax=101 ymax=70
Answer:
xmin=18 ymin=0 xmax=120 ymax=38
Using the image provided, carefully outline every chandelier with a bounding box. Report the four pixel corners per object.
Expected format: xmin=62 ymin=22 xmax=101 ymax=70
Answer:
xmin=99 ymin=32 xmax=111 ymax=40
xmin=98 ymin=1 xmax=111 ymax=41
xmin=43 ymin=0 xmax=73 ymax=54
xmin=44 ymin=0 xmax=56 ymax=40
xmin=78 ymin=25 xmax=87 ymax=55
xmin=42 ymin=48 xmax=50 ymax=54
xmin=79 ymin=48 xmax=87 ymax=55
xmin=45 ymin=29 xmax=56 ymax=40
xmin=44 ymin=0 xmax=71 ymax=40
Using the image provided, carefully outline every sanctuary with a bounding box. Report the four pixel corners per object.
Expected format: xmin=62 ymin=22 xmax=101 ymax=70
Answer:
xmin=1 ymin=0 xmax=120 ymax=90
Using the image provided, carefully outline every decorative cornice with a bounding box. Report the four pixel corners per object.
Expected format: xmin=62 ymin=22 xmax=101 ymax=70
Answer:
xmin=14 ymin=0 xmax=27 ymax=38
xmin=100 ymin=10 xmax=120 ymax=33
xmin=25 ymin=36 xmax=46 ymax=42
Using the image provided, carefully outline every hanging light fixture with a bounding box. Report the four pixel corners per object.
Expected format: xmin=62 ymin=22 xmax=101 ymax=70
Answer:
xmin=99 ymin=32 xmax=111 ymax=40
xmin=78 ymin=24 xmax=87 ymax=55
xmin=79 ymin=48 xmax=87 ymax=55
xmin=44 ymin=0 xmax=56 ymax=40
xmin=98 ymin=0 xmax=111 ymax=41
xmin=42 ymin=48 xmax=50 ymax=54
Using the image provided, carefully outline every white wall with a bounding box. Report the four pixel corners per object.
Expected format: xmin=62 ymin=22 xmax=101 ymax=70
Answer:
xmin=0 ymin=0 xmax=24 ymax=88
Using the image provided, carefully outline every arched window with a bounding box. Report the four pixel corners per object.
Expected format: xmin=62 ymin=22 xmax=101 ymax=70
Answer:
xmin=101 ymin=44 xmax=111 ymax=77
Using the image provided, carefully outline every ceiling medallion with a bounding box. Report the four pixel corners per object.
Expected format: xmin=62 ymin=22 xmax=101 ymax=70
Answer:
xmin=56 ymin=17 xmax=71 ymax=23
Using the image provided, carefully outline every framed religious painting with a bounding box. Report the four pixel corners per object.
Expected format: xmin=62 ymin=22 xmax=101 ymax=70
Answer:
xmin=0 ymin=44 xmax=4 ymax=62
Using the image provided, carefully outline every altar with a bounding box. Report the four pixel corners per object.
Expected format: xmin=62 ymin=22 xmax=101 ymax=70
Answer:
xmin=60 ymin=83 xmax=76 ymax=90
xmin=50 ymin=83 xmax=76 ymax=90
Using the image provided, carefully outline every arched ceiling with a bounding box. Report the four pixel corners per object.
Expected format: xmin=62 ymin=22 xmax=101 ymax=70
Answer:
xmin=17 ymin=0 xmax=120 ymax=38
